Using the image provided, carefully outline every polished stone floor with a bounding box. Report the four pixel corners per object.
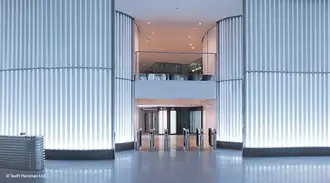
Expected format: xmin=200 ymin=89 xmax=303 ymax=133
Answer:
xmin=1 ymin=150 xmax=330 ymax=183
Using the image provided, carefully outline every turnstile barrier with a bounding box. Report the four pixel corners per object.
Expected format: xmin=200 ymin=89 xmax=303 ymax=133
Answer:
xmin=196 ymin=128 xmax=204 ymax=150
xmin=150 ymin=129 xmax=155 ymax=151
xmin=208 ymin=128 xmax=217 ymax=150
xmin=183 ymin=128 xmax=190 ymax=151
xmin=164 ymin=129 xmax=169 ymax=151
xmin=136 ymin=128 xmax=142 ymax=151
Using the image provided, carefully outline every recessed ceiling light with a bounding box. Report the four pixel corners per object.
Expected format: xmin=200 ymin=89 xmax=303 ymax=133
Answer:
xmin=198 ymin=22 xmax=202 ymax=26
xmin=188 ymin=36 xmax=191 ymax=39
xmin=152 ymin=32 xmax=155 ymax=35
xmin=190 ymin=43 xmax=193 ymax=46
xmin=148 ymin=22 xmax=151 ymax=25
xmin=192 ymin=47 xmax=195 ymax=49
xmin=193 ymin=28 xmax=196 ymax=30
xmin=149 ymin=36 xmax=151 ymax=39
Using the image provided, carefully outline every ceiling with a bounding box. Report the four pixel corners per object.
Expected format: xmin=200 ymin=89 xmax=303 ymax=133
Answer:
xmin=116 ymin=0 xmax=242 ymax=68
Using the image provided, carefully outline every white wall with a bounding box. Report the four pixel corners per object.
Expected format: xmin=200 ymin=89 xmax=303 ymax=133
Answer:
xmin=202 ymin=26 xmax=217 ymax=75
xmin=244 ymin=0 xmax=330 ymax=148
xmin=0 ymin=0 xmax=115 ymax=150
xmin=135 ymin=80 xmax=216 ymax=100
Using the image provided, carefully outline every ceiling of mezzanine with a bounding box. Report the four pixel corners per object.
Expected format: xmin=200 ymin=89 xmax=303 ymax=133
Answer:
xmin=115 ymin=0 xmax=242 ymax=69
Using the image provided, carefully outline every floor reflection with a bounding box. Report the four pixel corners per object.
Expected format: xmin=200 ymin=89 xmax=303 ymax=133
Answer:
xmin=1 ymin=150 xmax=330 ymax=183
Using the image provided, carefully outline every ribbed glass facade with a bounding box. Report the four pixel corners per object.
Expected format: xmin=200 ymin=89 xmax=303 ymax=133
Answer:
xmin=244 ymin=0 xmax=330 ymax=148
xmin=0 ymin=0 xmax=115 ymax=150
xmin=217 ymin=16 xmax=243 ymax=143
xmin=114 ymin=11 xmax=135 ymax=144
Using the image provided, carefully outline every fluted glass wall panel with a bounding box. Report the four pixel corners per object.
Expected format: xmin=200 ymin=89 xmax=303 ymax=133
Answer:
xmin=0 ymin=0 xmax=113 ymax=69
xmin=0 ymin=69 xmax=112 ymax=150
xmin=244 ymin=0 xmax=330 ymax=149
xmin=218 ymin=16 xmax=243 ymax=80
xmin=217 ymin=16 xmax=243 ymax=142
xmin=114 ymin=12 xmax=134 ymax=143
xmin=0 ymin=0 xmax=114 ymax=150
xmin=245 ymin=0 xmax=330 ymax=72
xmin=218 ymin=80 xmax=242 ymax=142
xmin=245 ymin=72 xmax=330 ymax=148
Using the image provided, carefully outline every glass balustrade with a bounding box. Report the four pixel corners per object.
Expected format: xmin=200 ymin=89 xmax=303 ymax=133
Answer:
xmin=134 ymin=51 xmax=216 ymax=81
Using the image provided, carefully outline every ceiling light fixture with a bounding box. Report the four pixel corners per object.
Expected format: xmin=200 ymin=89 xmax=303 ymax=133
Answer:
xmin=188 ymin=36 xmax=191 ymax=39
xmin=190 ymin=43 xmax=193 ymax=46
xmin=192 ymin=46 xmax=195 ymax=49
xmin=198 ymin=22 xmax=202 ymax=26
xmin=193 ymin=28 xmax=196 ymax=30
xmin=148 ymin=22 xmax=151 ymax=25
xmin=152 ymin=32 xmax=155 ymax=35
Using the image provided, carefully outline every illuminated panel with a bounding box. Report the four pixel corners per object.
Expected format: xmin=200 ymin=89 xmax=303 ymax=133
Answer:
xmin=218 ymin=80 xmax=242 ymax=143
xmin=218 ymin=17 xmax=242 ymax=81
xmin=244 ymin=0 xmax=330 ymax=148
xmin=245 ymin=0 xmax=330 ymax=73
xmin=170 ymin=110 xmax=177 ymax=134
xmin=217 ymin=16 xmax=243 ymax=142
xmin=0 ymin=0 xmax=114 ymax=150
xmin=245 ymin=73 xmax=329 ymax=148
xmin=114 ymin=11 xmax=135 ymax=143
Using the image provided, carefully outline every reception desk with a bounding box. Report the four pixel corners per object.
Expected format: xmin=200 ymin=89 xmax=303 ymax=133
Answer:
xmin=0 ymin=136 xmax=45 ymax=170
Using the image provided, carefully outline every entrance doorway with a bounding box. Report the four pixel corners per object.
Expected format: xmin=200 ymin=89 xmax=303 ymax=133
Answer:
xmin=137 ymin=107 xmax=204 ymax=150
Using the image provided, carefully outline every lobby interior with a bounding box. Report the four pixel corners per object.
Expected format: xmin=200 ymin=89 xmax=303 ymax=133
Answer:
xmin=1 ymin=0 xmax=330 ymax=183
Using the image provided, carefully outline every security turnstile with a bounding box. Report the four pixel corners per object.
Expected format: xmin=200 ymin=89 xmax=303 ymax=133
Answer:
xmin=136 ymin=128 xmax=142 ymax=150
xmin=164 ymin=129 xmax=169 ymax=151
xmin=183 ymin=128 xmax=190 ymax=151
xmin=208 ymin=128 xmax=217 ymax=150
xmin=149 ymin=128 xmax=155 ymax=151
xmin=196 ymin=128 xmax=204 ymax=150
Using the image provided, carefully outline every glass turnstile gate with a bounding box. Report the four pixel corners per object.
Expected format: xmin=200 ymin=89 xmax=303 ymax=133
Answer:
xmin=135 ymin=128 xmax=217 ymax=151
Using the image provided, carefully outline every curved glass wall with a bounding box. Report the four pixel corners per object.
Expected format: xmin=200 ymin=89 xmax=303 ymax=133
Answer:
xmin=217 ymin=16 xmax=243 ymax=144
xmin=114 ymin=11 xmax=135 ymax=144
xmin=0 ymin=0 xmax=115 ymax=150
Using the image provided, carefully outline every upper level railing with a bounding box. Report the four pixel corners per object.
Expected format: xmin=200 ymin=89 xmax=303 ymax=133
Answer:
xmin=135 ymin=51 xmax=216 ymax=81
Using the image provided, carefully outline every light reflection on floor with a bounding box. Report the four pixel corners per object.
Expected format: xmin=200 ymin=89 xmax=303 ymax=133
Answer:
xmin=1 ymin=150 xmax=330 ymax=183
